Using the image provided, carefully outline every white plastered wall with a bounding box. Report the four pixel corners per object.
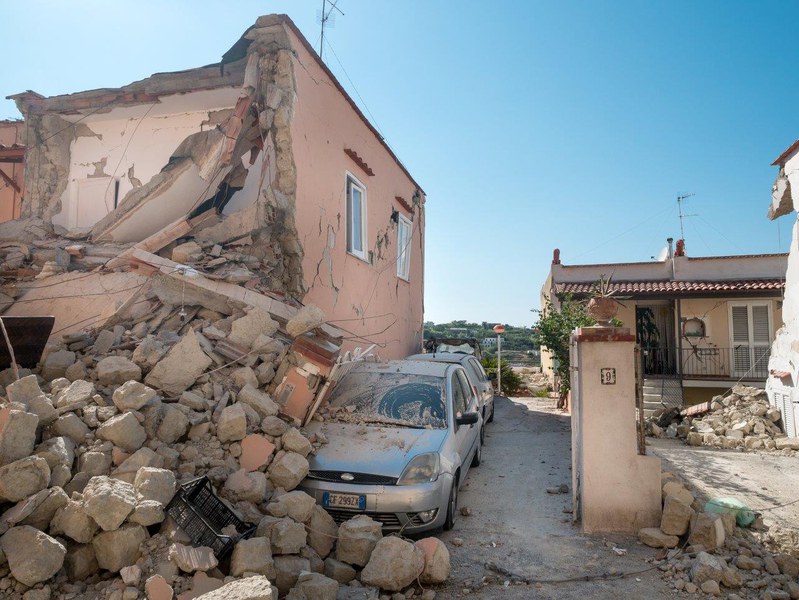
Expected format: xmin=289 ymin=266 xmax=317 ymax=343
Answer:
xmin=54 ymin=88 xmax=241 ymax=232
xmin=767 ymin=150 xmax=799 ymax=428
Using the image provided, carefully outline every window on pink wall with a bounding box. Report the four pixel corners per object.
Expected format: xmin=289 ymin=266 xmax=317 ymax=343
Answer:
xmin=346 ymin=173 xmax=367 ymax=261
xmin=397 ymin=213 xmax=412 ymax=281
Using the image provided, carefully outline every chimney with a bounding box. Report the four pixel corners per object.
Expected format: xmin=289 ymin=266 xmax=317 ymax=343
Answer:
xmin=675 ymin=239 xmax=686 ymax=257
xmin=667 ymin=238 xmax=674 ymax=259
xmin=552 ymin=248 xmax=561 ymax=265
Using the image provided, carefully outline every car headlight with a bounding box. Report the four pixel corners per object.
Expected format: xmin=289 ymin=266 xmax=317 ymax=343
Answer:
xmin=397 ymin=452 xmax=440 ymax=485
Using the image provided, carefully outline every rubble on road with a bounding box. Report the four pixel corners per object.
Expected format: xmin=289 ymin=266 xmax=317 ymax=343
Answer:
xmin=640 ymin=471 xmax=799 ymax=599
xmin=646 ymin=386 xmax=794 ymax=453
xmin=0 ymin=268 xmax=451 ymax=598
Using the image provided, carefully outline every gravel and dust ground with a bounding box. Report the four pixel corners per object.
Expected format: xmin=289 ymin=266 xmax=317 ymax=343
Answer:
xmin=432 ymin=395 xmax=676 ymax=599
xmin=649 ymin=436 xmax=799 ymax=551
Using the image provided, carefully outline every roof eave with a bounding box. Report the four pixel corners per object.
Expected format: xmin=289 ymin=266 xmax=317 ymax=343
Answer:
xmin=772 ymin=140 xmax=799 ymax=166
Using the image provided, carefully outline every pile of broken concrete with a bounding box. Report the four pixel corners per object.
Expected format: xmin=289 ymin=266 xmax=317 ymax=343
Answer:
xmin=639 ymin=473 xmax=799 ymax=598
xmin=647 ymin=386 xmax=795 ymax=453
xmin=0 ymin=304 xmax=450 ymax=599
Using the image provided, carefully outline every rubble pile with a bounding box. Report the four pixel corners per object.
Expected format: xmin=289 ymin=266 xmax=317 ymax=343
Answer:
xmin=0 ymin=299 xmax=451 ymax=599
xmin=640 ymin=473 xmax=799 ymax=599
xmin=646 ymin=386 xmax=794 ymax=453
xmin=513 ymin=368 xmax=550 ymax=396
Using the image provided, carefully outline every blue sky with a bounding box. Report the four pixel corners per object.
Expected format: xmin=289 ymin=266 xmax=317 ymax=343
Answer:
xmin=2 ymin=1 xmax=797 ymax=327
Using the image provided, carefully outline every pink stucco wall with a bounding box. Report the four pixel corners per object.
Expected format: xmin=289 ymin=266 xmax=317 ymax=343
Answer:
xmin=286 ymin=28 xmax=425 ymax=360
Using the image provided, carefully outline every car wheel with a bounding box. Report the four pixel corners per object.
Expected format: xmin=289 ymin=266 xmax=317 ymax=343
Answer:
xmin=488 ymin=401 xmax=495 ymax=423
xmin=480 ymin=412 xmax=486 ymax=445
xmin=444 ymin=479 xmax=458 ymax=530
xmin=471 ymin=439 xmax=482 ymax=467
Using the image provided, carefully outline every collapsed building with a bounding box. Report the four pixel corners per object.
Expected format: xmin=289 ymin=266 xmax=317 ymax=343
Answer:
xmin=0 ymin=14 xmax=445 ymax=600
xmin=3 ymin=13 xmax=425 ymax=361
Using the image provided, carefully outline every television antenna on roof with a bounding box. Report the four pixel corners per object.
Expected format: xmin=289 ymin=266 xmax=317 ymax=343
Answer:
xmin=318 ymin=0 xmax=344 ymax=60
xmin=677 ymin=193 xmax=697 ymax=240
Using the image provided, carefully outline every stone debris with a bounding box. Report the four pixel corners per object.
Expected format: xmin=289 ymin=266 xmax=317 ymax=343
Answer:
xmin=193 ymin=575 xmax=274 ymax=599
xmin=0 ymin=268 xmax=451 ymax=600
xmin=414 ymin=537 xmax=451 ymax=584
xmin=647 ymin=386 xmax=793 ymax=453
xmin=0 ymin=52 xmax=449 ymax=592
xmin=0 ymin=526 xmax=66 ymax=586
xmin=336 ymin=515 xmax=383 ymax=567
xmin=360 ymin=536 xmax=425 ymax=591
xmin=643 ymin=471 xmax=799 ymax=600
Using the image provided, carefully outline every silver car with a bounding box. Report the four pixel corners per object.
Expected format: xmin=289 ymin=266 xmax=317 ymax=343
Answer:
xmin=406 ymin=352 xmax=495 ymax=434
xmin=300 ymin=360 xmax=482 ymax=534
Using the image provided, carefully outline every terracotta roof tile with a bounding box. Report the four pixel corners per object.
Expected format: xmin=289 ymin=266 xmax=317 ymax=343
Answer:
xmin=553 ymin=279 xmax=785 ymax=296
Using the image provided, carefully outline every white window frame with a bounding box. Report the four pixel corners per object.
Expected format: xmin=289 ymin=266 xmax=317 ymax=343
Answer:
xmin=728 ymin=301 xmax=772 ymax=377
xmin=396 ymin=213 xmax=412 ymax=281
xmin=345 ymin=172 xmax=368 ymax=261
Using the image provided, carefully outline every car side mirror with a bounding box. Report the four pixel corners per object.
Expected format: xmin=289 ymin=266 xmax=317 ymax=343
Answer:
xmin=487 ymin=372 xmax=497 ymax=381
xmin=456 ymin=412 xmax=479 ymax=426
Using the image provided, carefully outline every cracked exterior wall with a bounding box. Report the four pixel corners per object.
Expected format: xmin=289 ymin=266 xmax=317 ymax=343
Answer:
xmin=285 ymin=24 xmax=425 ymax=359
xmin=195 ymin=20 xmax=305 ymax=298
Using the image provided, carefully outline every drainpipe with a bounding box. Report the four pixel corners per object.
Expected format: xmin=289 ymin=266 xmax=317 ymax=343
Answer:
xmin=667 ymin=237 xmax=674 ymax=278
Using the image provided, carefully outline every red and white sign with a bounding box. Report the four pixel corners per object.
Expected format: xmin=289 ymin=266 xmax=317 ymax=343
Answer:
xmin=493 ymin=324 xmax=505 ymax=334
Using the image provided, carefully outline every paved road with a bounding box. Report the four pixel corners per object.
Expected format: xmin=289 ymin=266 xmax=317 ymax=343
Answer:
xmin=433 ymin=395 xmax=674 ymax=599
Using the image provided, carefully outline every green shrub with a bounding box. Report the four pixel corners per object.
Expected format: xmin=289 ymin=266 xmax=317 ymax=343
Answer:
xmin=481 ymin=355 xmax=523 ymax=396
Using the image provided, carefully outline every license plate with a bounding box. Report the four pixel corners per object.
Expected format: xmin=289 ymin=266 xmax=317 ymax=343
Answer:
xmin=323 ymin=491 xmax=366 ymax=510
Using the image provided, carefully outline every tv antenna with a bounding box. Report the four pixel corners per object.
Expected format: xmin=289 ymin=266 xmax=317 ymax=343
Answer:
xmin=318 ymin=0 xmax=344 ymax=59
xmin=677 ymin=193 xmax=697 ymax=240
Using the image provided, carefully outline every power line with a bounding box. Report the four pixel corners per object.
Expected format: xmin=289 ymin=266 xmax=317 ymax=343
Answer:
xmin=323 ymin=37 xmax=385 ymax=139
xmin=572 ymin=204 xmax=673 ymax=261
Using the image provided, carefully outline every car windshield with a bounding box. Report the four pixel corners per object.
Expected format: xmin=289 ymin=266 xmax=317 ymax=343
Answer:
xmin=326 ymin=371 xmax=447 ymax=429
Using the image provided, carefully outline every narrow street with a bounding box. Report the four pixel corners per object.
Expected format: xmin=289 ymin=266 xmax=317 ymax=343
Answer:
xmin=434 ymin=395 xmax=675 ymax=599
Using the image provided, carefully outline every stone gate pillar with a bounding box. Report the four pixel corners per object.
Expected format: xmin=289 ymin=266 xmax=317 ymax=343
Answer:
xmin=570 ymin=325 xmax=661 ymax=534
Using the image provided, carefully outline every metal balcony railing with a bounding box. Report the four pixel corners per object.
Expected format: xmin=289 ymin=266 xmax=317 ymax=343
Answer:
xmin=680 ymin=346 xmax=770 ymax=380
xmin=641 ymin=344 xmax=771 ymax=380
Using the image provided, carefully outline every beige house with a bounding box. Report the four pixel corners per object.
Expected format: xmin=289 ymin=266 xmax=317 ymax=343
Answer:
xmin=541 ymin=242 xmax=787 ymax=407
xmin=3 ymin=14 xmax=425 ymax=359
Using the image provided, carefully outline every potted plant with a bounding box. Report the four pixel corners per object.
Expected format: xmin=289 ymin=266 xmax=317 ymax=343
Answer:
xmin=587 ymin=274 xmax=618 ymax=325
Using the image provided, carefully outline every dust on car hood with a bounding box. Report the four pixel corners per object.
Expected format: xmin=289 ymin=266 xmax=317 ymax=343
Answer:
xmin=306 ymin=421 xmax=447 ymax=478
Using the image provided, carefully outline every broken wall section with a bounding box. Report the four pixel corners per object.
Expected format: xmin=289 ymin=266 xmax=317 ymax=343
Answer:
xmin=284 ymin=21 xmax=426 ymax=359
xmin=195 ymin=18 xmax=306 ymax=298
xmin=767 ymin=149 xmax=799 ymax=425
xmin=17 ymin=112 xmax=75 ymax=224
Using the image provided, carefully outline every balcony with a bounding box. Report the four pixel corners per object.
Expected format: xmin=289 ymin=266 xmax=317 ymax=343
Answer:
xmin=640 ymin=344 xmax=770 ymax=381
xmin=680 ymin=346 xmax=770 ymax=381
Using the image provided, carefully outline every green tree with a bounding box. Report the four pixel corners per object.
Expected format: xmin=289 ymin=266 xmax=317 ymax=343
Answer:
xmin=533 ymin=295 xmax=595 ymax=408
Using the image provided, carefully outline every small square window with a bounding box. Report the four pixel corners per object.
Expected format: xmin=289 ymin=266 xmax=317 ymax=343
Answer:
xmin=346 ymin=174 xmax=367 ymax=261
xmin=397 ymin=214 xmax=412 ymax=280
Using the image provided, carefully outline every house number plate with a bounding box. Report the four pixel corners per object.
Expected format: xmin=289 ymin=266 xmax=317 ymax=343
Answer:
xmin=600 ymin=368 xmax=616 ymax=385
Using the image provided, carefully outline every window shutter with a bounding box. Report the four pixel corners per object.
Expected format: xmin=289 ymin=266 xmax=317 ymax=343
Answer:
xmin=751 ymin=306 xmax=770 ymax=344
xmin=731 ymin=306 xmax=750 ymax=343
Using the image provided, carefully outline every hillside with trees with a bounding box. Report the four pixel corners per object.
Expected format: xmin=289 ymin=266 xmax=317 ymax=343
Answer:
xmin=423 ymin=320 xmax=540 ymax=365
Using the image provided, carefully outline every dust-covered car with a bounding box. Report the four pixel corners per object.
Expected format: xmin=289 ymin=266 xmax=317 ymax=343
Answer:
xmin=299 ymin=360 xmax=482 ymax=534
xmin=406 ymin=352 xmax=495 ymax=431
